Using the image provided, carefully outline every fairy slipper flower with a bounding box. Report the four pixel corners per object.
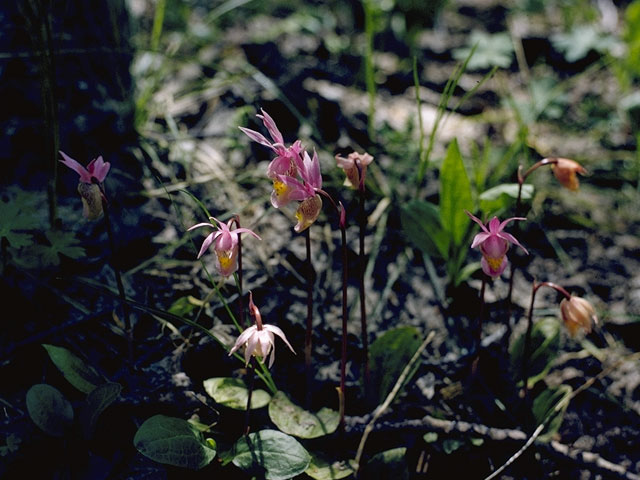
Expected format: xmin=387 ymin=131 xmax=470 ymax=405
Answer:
xmin=59 ymin=151 xmax=110 ymax=184
xmin=466 ymin=211 xmax=528 ymax=278
xmin=560 ymin=295 xmax=597 ymax=336
xmin=335 ymin=151 xmax=373 ymax=190
xmin=229 ymin=292 xmax=295 ymax=367
xmin=59 ymin=151 xmax=111 ymax=219
xmin=239 ymin=109 xmax=303 ymax=179
xmin=550 ymin=158 xmax=588 ymax=191
xmin=187 ymin=216 xmax=260 ymax=277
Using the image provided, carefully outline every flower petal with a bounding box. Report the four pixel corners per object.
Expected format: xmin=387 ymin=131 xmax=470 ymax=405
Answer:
xmin=497 ymin=232 xmax=528 ymax=255
xmin=465 ymin=210 xmax=489 ymax=233
xmin=264 ymin=324 xmax=295 ymax=354
xmin=197 ymin=232 xmax=216 ymax=259
xmin=470 ymin=232 xmax=491 ymax=249
xmin=187 ymin=222 xmax=215 ymax=232
xmin=258 ymin=109 xmax=284 ymax=145
xmin=239 ymin=126 xmax=274 ymax=149
xmin=59 ymin=151 xmax=92 ymax=183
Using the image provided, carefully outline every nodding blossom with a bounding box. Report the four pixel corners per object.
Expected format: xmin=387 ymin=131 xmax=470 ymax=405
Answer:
xmin=466 ymin=211 xmax=528 ymax=278
xmin=228 ymin=292 xmax=295 ymax=368
xmin=187 ymin=216 xmax=260 ymax=277
xmin=550 ymin=158 xmax=588 ymax=191
xmin=560 ymin=295 xmax=597 ymax=336
xmin=335 ymin=151 xmax=373 ymax=190
xmin=59 ymin=151 xmax=111 ymax=220
xmin=240 ymin=110 xmax=324 ymax=232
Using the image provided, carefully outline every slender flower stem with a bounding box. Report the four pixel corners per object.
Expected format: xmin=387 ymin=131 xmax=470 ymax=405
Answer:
xmin=232 ymin=215 xmax=245 ymax=328
xmin=245 ymin=357 xmax=255 ymax=436
xmin=472 ymin=275 xmax=487 ymax=375
xmin=507 ymin=159 xmax=561 ymax=324
xmin=521 ymin=280 xmax=571 ymax=398
xmin=358 ymin=178 xmax=370 ymax=393
xmin=99 ymin=189 xmax=132 ymax=361
xmin=339 ymin=202 xmax=349 ymax=429
xmin=304 ymin=227 xmax=313 ymax=408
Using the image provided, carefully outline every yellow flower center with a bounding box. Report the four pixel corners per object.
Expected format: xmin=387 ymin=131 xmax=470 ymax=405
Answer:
xmin=273 ymin=180 xmax=289 ymax=197
xmin=217 ymin=251 xmax=233 ymax=270
xmin=486 ymin=256 xmax=503 ymax=271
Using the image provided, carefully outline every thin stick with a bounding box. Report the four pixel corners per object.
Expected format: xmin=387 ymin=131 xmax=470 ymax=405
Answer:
xmin=244 ymin=357 xmax=255 ymax=436
xmin=354 ymin=331 xmax=435 ymax=475
xmin=484 ymin=352 xmax=640 ymax=480
xmin=472 ymin=276 xmax=487 ymax=374
xmin=339 ymin=204 xmax=349 ymax=429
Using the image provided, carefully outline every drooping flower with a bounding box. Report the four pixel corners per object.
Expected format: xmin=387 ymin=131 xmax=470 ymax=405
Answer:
xmin=466 ymin=211 xmax=528 ymax=278
xmin=560 ymin=295 xmax=597 ymax=336
xmin=228 ymin=292 xmax=295 ymax=367
xmin=187 ymin=216 xmax=261 ymax=277
xmin=59 ymin=151 xmax=110 ymax=184
xmin=59 ymin=151 xmax=111 ymax=219
xmin=550 ymin=157 xmax=587 ymax=191
xmin=335 ymin=151 xmax=373 ymax=190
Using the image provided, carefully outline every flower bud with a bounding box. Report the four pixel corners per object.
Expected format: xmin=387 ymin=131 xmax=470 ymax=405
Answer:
xmin=560 ymin=296 xmax=597 ymax=336
xmin=335 ymin=152 xmax=373 ymax=190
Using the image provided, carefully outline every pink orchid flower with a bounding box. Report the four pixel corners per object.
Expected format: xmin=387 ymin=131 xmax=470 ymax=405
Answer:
xmin=59 ymin=151 xmax=110 ymax=184
xmin=466 ymin=211 xmax=528 ymax=278
xmin=228 ymin=292 xmax=295 ymax=367
xmin=239 ymin=109 xmax=303 ymax=179
xmin=59 ymin=151 xmax=111 ymax=219
xmin=188 ymin=216 xmax=261 ymax=277
xmin=335 ymin=151 xmax=373 ymax=190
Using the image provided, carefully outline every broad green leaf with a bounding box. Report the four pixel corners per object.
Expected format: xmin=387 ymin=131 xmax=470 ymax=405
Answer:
xmin=305 ymin=452 xmax=357 ymax=480
xmin=44 ymin=229 xmax=85 ymax=260
xmin=203 ymin=377 xmax=271 ymax=410
xmin=551 ymin=25 xmax=617 ymax=62
xmin=368 ymin=327 xmax=421 ymax=404
xmin=268 ymin=391 xmax=339 ymax=439
xmin=509 ymin=317 xmax=561 ymax=389
xmin=400 ymin=200 xmax=449 ymax=259
xmin=42 ymin=344 xmax=103 ymax=394
xmin=360 ymin=447 xmax=409 ymax=480
xmin=442 ymin=438 xmax=464 ymax=454
xmin=232 ymin=429 xmax=311 ymax=480
xmin=168 ymin=296 xmax=198 ymax=317
xmin=80 ymin=382 xmax=122 ymax=439
xmin=423 ymin=432 xmax=438 ymax=443
xmin=439 ymin=139 xmax=473 ymax=247
xmin=0 ymin=190 xmax=39 ymax=247
xmin=479 ymin=183 xmax=534 ymax=216
xmin=532 ymin=385 xmax=572 ymax=442
xmin=26 ymin=384 xmax=73 ymax=437
xmin=134 ymin=414 xmax=216 ymax=470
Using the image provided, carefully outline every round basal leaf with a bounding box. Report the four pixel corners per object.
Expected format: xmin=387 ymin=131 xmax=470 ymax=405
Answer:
xmin=305 ymin=452 xmax=357 ymax=480
xmin=360 ymin=447 xmax=409 ymax=480
xmin=368 ymin=327 xmax=421 ymax=404
xmin=134 ymin=414 xmax=216 ymax=470
xmin=532 ymin=385 xmax=572 ymax=442
xmin=42 ymin=344 xmax=103 ymax=394
xmin=203 ymin=377 xmax=271 ymax=410
xmin=268 ymin=391 xmax=339 ymax=439
xmin=232 ymin=429 xmax=311 ymax=480
xmin=80 ymin=382 xmax=122 ymax=439
xmin=26 ymin=384 xmax=74 ymax=437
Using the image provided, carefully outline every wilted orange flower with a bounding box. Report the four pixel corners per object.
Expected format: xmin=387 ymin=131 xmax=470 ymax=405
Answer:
xmin=550 ymin=158 xmax=588 ymax=191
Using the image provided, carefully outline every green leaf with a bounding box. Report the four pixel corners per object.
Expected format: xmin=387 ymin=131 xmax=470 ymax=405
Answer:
xmin=203 ymin=377 xmax=271 ymax=410
xmin=532 ymin=385 xmax=572 ymax=442
xmin=305 ymin=452 xmax=357 ymax=480
xmin=509 ymin=317 xmax=561 ymax=389
xmin=44 ymin=229 xmax=86 ymax=260
xmin=26 ymin=384 xmax=74 ymax=437
xmin=168 ymin=296 xmax=198 ymax=317
xmin=551 ymin=25 xmax=616 ymax=62
xmin=232 ymin=429 xmax=311 ymax=480
xmin=453 ymin=31 xmax=514 ymax=70
xmin=42 ymin=344 xmax=103 ymax=394
xmin=400 ymin=200 xmax=449 ymax=259
xmin=0 ymin=190 xmax=39 ymax=247
xmin=134 ymin=414 xmax=216 ymax=470
xmin=439 ymin=139 xmax=473 ymax=247
xmin=80 ymin=382 xmax=122 ymax=439
xmin=442 ymin=438 xmax=464 ymax=454
xmin=360 ymin=447 xmax=409 ymax=480
xmin=268 ymin=391 xmax=339 ymax=439
xmin=479 ymin=183 xmax=534 ymax=216
xmin=423 ymin=432 xmax=438 ymax=443
xmin=368 ymin=327 xmax=422 ymax=404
